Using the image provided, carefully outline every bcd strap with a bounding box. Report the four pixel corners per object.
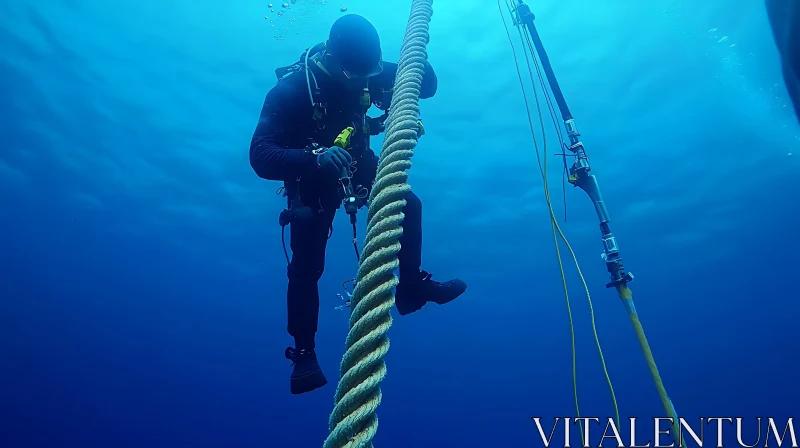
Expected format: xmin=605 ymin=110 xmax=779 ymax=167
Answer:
xmin=360 ymin=88 xmax=371 ymax=107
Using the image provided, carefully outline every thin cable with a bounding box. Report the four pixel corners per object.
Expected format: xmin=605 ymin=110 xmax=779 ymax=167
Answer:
xmin=351 ymin=222 xmax=360 ymax=262
xmin=514 ymin=3 xmax=620 ymax=430
xmin=501 ymin=0 xmax=620 ymax=432
xmin=499 ymin=0 xmax=584 ymax=442
xmin=517 ymin=21 xmax=620 ymax=428
xmin=282 ymin=226 xmax=290 ymax=265
xmin=521 ymin=30 xmax=571 ymax=222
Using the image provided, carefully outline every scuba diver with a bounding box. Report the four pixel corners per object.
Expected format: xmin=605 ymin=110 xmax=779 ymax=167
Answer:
xmin=766 ymin=0 xmax=799 ymax=120
xmin=249 ymin=14 xmax=468 ymax=395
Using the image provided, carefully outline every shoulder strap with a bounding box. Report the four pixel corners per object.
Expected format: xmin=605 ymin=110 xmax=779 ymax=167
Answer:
xmin=273 ymin=46 xmax=328 ymax=123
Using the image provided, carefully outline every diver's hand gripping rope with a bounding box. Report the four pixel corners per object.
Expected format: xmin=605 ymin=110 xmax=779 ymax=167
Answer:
xmin=323 ymin=1 xmax=433 ymax=447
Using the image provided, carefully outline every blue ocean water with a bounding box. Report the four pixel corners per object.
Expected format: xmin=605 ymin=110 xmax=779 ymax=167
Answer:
xmin=1 ymin=0 xmax=798 ymax=446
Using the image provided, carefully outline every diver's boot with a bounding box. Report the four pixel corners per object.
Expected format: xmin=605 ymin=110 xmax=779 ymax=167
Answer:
xmin=395 ymin=270 xmax=468 ymax=316
xmin=285 ymin=347 xmax=327 ymax=395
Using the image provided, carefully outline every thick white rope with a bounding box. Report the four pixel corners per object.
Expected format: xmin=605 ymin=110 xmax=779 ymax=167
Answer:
xmin=323 ymin=1 xmax=434 ymax=447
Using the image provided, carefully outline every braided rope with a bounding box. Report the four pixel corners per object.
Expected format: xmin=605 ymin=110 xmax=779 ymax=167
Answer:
xmin=323 ymin=2 xmax=434 ymax=447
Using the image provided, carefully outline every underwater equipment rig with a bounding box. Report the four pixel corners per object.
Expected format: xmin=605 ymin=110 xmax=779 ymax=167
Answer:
xmin=514 ymin=3 xmax=631 ymax=288
xmin=276 ymin=127 xmax=365 ymax=268
xmin=508 ymin=0 xmax=683 ymax=444
xmin=332 ymin=126 xmax=364 ymax=262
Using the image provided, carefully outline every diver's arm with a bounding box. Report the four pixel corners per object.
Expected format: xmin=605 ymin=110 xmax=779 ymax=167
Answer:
xmin=419 ymin=59 xmax=438 ymax=98
xmin=375 ymin=59 xmax=438 ymax=101
xmin=249 ymin=79 xmax=318 ymax=181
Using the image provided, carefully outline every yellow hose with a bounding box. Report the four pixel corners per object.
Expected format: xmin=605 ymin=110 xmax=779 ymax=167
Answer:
xmin=617 ymin=285 xmax=683 ymax=447
xmin=323 ymin=2 xmax=433 ymax=447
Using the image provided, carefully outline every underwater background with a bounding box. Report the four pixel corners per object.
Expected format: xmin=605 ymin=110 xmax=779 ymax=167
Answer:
xmin=1 ymin=0 xmax=799 ymax=446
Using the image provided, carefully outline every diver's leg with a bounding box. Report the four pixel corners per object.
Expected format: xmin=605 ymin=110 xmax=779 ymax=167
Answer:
xmin=286 ymin=211 xmax=331 ymax=349
xmin=356 ymin=149 xmax=467 ymax=315
xmin=398 ymin=190 xmax=423 ymax=279
xmin=285 ymin=207 xmax=335 ymax=394
xmin=395 ymin=190 xmax=467 ymax=316
xmin=355 ymin=150 xmax=424 ymax=280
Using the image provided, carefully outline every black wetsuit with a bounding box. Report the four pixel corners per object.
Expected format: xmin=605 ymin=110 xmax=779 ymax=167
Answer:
xmin=249 ymin=51 xmax=438 ymax=350
xmin=766 ymin=0 xmax=800 ymax=120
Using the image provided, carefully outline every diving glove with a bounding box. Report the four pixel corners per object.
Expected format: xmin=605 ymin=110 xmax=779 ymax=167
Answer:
xmin=315 ymin=146 xmax=352 ymax=175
